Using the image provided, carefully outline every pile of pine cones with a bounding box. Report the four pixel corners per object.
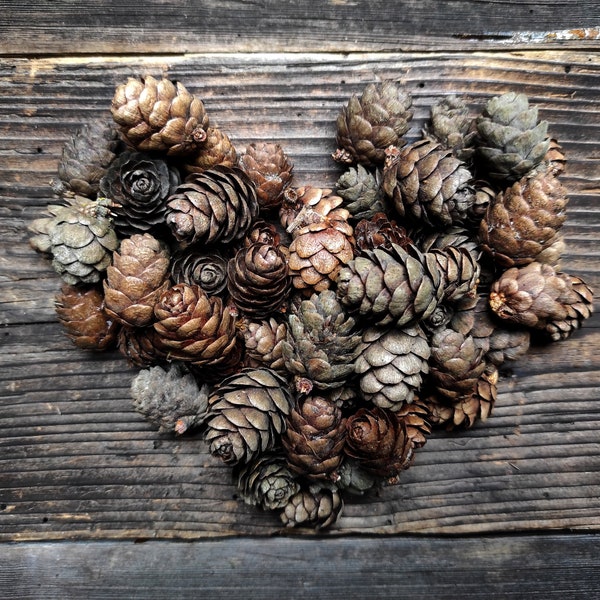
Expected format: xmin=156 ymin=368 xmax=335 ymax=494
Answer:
xmin=30 ymin=76 xmax=594 ymax=529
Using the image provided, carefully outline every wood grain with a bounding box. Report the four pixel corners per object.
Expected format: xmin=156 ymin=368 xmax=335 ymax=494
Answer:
xmin=1 ymin=0 xmax=600 ymax=54
xmin=1 ymin=51 xmax=599 ymax=540
xmin=4 ymin=535 xmax=600 ymax=599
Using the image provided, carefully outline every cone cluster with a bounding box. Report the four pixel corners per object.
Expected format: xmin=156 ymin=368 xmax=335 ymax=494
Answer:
xmin=30 ymin=75 xmax=594 ymax=530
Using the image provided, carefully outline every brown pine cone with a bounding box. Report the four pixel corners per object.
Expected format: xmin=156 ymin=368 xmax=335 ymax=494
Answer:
xmin=354 ymin=212 xmax=412 ymax=253
xmin=395 ymin=401 xmax=432 ymax=449
xmin=170 ymin=248 xmax=228 ymax=296
xmin=53 ymin=121 xmax=120 ymax=198
xmin=333 ymin=80 xmax=413 ymax=167
xmin=204 ymin=368 xmax=293 ymax=465
xmin=489 ymin=262 xmax=594 ymax=339
xmin=103 ymin=233 xmax=170 ymax=328
xmin=282 ymin=396 xmax=346 ymax=481
xmin=55 ymin=284 xmax=119 ymax=351
xmin=428 ymin=246 xmax=480 ymax=304
xmin=544 ymin=138 xmax=567 ymax=177
xmin=280 ymin=481 xmax=343 ymax=529
xmin=479 ymin=171 xmax=568 ymax=268
xmin=244 ymin=220 xmax=282 ymax=248
xmin=153 ymin=283 xmax=237 ymax=365
xmin=382 ymin=139 xmax=475 ymax=227
xmin=117 ymin=325 xmax=166 ymax=368
xmin=165 ymin=166 xmax=259 ymax=247
xmin=240 ymin=317 xmax=287 ymax=372
xmin=182 ymin=127 xmax=237 ymax=174
xmin=345 ymin=406 xmax=414 ymax=480
xmin=278 ymin=188 xmax=304 ymax=231
xmin=238 ymin=142 xmax=294 ymax=210
xmin=227 ymin=242 xmax=291 ymax=318
xmin=111 ymin=75 xmax=209 ymax=156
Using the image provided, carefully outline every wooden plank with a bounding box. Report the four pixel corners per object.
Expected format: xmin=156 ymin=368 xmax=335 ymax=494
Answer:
xmin=0 ymin=51 xmax=599 ymax=540
xmin=1 ymin=0 xmax=600 ymax=55
xmin=3 ymin=535 xmax=600 ymax=599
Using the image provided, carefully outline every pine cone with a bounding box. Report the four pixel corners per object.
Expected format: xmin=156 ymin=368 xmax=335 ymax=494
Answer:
xmin=280 ymin=481 xmax=343 ymax=529
xmin=489 ymin=262 xmax=594 ymax=338
xmin=475 ymin=91 xmax=550 ymax=182
xmin=413 ymin=225 xmax=479 ymax=260
xmin=344 ymin=406 xmax=413 ymax=480
xmin=282 ymin=396 xmax=346 ymax=480
xmin=395 ymin=401 xmax=432 ymax=449
xmin=336 ymin=243 xmax=444 ymax=328
xmin=281 ymin=290 xmax=362 ymax=392
xmin=165 ymin=166 xmax=259 ymax=247
xmin=117 ymin=325 xmax=166 ymax=368
xmin=130 ymin=363 xmax=211 ymax=434
xmin=424 ymin=95 xmax=477 ymax=162
xmin=355 ymin=325 xmax=430 ymax=411
xmin=55 ymin=284 xmax=119 ymax=350
xmin=103 ymin=233 xmax=170 ymax=327
xmin=429 ymin=246 xmax=480 ymax=304
xmin=244 ymin=220 xmax=283 ymax=248
xmin=333 ymin=80 xmax=413 ymax=167
xmin=336 ymin=457 xmax=379 ymax=496
xmin=354 ymin=212 xmax=412 ymax=253
xmin=336 ymin=165 xmax=386 ymax=220
xmin=382 ymin=139 xmax=475 ymax=227
xmin=287 ymin=188 xmax=355 ymax=294
xmin=278 ymin=188 xmax=304 ymax=231
xmin=170 ymin=248 xmax=228 ymax=296
xmin=99 ymin=151 xmax=180 ymax=236
xmin=240 ymin=317 xmax=287 ymax=372
xmin=29 ymin=195 xmax=118 ymax=285
xmin=544 ymin=138 xmax=567 ymax=177
xmin=204 ymin=368 xmax=293 ymax=464
xmin=227 ymin=242 xmax=291 ymax=318
xmin=479 ymin=171 xmax=568 ymax=268
xmin=234 ymin=451 xmax=300 ymax=511
xmin=53 ymin=121 xmax=120 ymax=198
xmin=238 ymin=142 xmax=294 ymax=210
xmin=153 ymin=283 xmax=238 ymax=364
xmin=111 ymin=75 xmax=209 ymax=156
xmin=182 ymin=127 xmax=237 ymax=174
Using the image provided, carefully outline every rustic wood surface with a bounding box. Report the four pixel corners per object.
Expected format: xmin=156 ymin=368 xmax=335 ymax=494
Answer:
xmin=1 ymin=1 xmax=600 ymax=595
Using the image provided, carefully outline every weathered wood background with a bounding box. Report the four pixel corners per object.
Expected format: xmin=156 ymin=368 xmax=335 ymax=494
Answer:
xmin=1 ymin=1 xmax=600 ymax=596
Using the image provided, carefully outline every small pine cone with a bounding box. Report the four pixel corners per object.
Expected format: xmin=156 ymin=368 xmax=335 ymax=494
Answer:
xmin=413 ymin=225 xmax=480 ymax=258
xmin=489 ymin=262 xmax=594 ymax=336
xmin=227 ymin=242 xmax=291 ymax=318
xmin=170 ymin=248 xmax=228 ymax=296
xmin=244 ymin=220 xmax=282 ymax=248
xmin=182 ymin=128 xmax=237 ymax=174
xmin=355 ymin=325 xmax=430 ymax=411
xmin=53 ymin=121 xmax=120 ymax=198
xmin=337 ymin=457 xmax=379 ymax=496
xmin=544 ymin=138 xmax=567 ymax=177
xmin=55 ymin=284 xmax=119 ymax=351
xmin=479 ymin=171 xmax=568 ymax=268
xmin=111 ymin=75 xmax=209 ymax=156
xmin=241 ymin=317 xmax=287 ymax=372
xmin=344 ymin=406 xmax=413 ymax=481
xmin=29 ymin=195 xmax=118 ymax=285
xmin=99 ymin=151 xmax=181 ymax=236
xmin=280 ymin=481 xmax=343 ymax=529
xmin=204 ymin=368 xmax=293 ymax=465
xmin=282 ymin=396 xmax=347 ymax=481
xmin=354 ymin=212 xmax=412 ymax=254
xmin=424 ymin=95 xmax=477 ymax=162
xmin=336 ymin=165 xmax=386 ymax=220
xmin=395 ymin=401 xmax=432 ymax=449
xmin=475 ymin=91 xmax=550 ymax=182
xmin=117 ymin=325 xmax=166 ymax=368
xmin=130 ymin=363 xmax=211 ymax=434
xmin=153 ymin=283 xmax=238 ymax=365
xmin=429 ymin=326 xmax=487 ymax=400
xmin=281 ymin=290 xmax=362 ymax=392
xmin=382 ymin=139 xmax=475 ymax=228
xmin=165 ymin=166 xmax=259 ymax=247
xmin=279 ymin=188 xmax=304 ymax=231
xmin=428 ymin=246 xmax=481 ymax=304
xmin=103 ymin=233 xmax=170 ymax=328
xmin=336 ymin=243 xmax=444 ymax=328
xmin=238 ymin=142 xmax=294 ymax=210
xmin=234 ymin=451 xmax=300 ymax=511
xmin=333 ymin=80 xmax=413 ymax=167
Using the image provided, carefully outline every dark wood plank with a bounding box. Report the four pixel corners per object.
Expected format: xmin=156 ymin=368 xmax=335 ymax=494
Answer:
xmin=1 ymin=51 xmax=599 ymax=540
xmin=3 ymin=535 xmax=600 ymax=599
xmin=1 ymin=0 xmax=600 ymax=54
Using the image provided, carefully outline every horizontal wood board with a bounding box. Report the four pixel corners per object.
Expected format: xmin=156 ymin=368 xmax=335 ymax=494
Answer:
xmin=0 ymin=51 xmax=599 ymax=540
xmin=3 ymin=535 xmax=600 ymax=599
xmin=2 ymin=0 xmax=600 ymax=54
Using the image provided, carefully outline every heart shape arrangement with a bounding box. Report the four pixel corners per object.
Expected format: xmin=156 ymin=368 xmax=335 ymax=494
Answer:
xmin=30 ymin=76 xmax=593 ymax=529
